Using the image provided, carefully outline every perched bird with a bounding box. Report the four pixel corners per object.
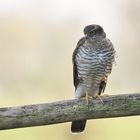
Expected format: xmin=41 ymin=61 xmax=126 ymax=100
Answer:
xmin=71 ymin=24 xmax=116 ymax=133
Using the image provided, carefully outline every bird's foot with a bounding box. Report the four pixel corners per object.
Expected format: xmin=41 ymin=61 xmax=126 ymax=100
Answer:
xmin=97 ymin=94 xmax=108 ymax=104
xmin=96 ymin=95 xmax=104 ymax=104
xmin=86 ymin=91 xmax=93 ymax=105
xmin=82 ymin=91 xmax=93 ymax=105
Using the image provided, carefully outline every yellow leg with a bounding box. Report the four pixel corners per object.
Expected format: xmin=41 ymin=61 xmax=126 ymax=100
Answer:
xmin=96 ymin=95 xmax=104 ymax=104
xmin=85 ymin=91 xmax=93 ymax=105
xmin=81 ymin=91 xmax=93 ymax=105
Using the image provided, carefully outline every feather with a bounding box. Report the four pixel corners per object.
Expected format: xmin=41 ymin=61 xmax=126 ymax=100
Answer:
xmin=72 ymin=37 xmax=86 ymax=88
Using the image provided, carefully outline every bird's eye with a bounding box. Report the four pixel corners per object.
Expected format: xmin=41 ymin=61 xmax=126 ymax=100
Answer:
xmin=89 ymin=30 xmax=96 ymax=37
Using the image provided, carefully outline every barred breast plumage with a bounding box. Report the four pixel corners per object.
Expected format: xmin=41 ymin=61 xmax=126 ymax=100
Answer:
xmin=74 ymin=38 xmax=115 ymax=99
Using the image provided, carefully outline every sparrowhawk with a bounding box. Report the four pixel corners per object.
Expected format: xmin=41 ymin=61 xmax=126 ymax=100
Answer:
xmin=71 ymin=24 xmax=115 ymax=133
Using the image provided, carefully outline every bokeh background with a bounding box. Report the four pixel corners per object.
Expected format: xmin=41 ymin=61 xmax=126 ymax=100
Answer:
xmin=0 ymin=0 xmax=140 ymax=140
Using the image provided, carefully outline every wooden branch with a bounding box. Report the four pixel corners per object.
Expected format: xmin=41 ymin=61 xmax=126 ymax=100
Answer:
xmin=0 ymin=93 xmax=140 ymax=130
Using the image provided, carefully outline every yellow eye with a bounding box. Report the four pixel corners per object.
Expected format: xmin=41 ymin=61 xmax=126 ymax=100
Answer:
xmin=89 ymin=30 xmax=96 ymax=37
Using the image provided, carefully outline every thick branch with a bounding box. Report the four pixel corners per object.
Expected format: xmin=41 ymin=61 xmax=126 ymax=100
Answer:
xmin=0 ymin=93 xmax=140 ymax=130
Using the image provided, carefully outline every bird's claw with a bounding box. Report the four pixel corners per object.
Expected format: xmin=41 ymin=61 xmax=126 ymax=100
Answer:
xmin=81 ymin=91 xmax=93 ymax=105
xmin=96 ymin=95 xmax=105 ymax=104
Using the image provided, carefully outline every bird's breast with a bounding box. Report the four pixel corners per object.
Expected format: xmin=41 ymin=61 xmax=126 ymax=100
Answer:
xmin=75 ymin=44 xmax=114 ymax=96
xmin=76 ymin=45 xmax=108 ymax=75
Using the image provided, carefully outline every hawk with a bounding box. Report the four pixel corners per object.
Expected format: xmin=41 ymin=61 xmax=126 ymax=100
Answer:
xmin=71 ymin=24 xmax=115 ymax=133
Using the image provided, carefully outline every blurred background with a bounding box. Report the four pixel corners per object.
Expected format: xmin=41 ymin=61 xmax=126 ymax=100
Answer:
xmin=0 ymin=0 xmax=140 ymax=140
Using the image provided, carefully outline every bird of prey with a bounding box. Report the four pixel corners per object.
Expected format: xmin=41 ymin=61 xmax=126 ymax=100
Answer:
xmin=71 ymin=24 xmax=116 ymax=133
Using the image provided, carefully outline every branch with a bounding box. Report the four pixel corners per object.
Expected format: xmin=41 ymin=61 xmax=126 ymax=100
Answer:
xmin=0 ymin=93 xmax=140 ymax=130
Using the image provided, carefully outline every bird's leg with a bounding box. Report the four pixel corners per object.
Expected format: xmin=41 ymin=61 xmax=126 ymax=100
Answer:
xmin=96 ymin=94 xmax=104 ymax=104
xmin=85 ymin=91 xmax=93 ymax=105
xmin=81 ymin=91 xmax=93 ymax=105
xmin=97 ymin=93 xmax=109 ymax=104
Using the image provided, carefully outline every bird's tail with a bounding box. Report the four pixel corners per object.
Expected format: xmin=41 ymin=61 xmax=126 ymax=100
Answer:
xmin=71 ymin=120 xmax=86 ymax=133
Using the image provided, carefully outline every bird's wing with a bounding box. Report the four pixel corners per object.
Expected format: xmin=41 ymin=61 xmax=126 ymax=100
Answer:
xmin=98 ymin=80 xmax=106 ymax=95
xmin=72 ymin=37 xmax=86 ymax=89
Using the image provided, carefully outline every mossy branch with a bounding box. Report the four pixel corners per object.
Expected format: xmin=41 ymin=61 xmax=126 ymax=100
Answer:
xmin=0 ymin=93 xmax=140 ymax=130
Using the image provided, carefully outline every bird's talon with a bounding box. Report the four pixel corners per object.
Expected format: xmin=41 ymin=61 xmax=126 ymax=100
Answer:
xmin=86 ymin=91 xmax=93 ymax=105
xmin=81 ymin=91 xmax=93 ymax=105
xmin=96 ymin=95 xmax=104 ymax=104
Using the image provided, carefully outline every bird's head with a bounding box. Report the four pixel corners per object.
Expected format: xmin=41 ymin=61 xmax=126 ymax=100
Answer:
xmin=83 ymin=24 xmax=106 ymax=42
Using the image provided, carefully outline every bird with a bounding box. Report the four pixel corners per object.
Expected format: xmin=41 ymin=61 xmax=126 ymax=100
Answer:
xmin=71 ymin=24 xmax=116 ymax=133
